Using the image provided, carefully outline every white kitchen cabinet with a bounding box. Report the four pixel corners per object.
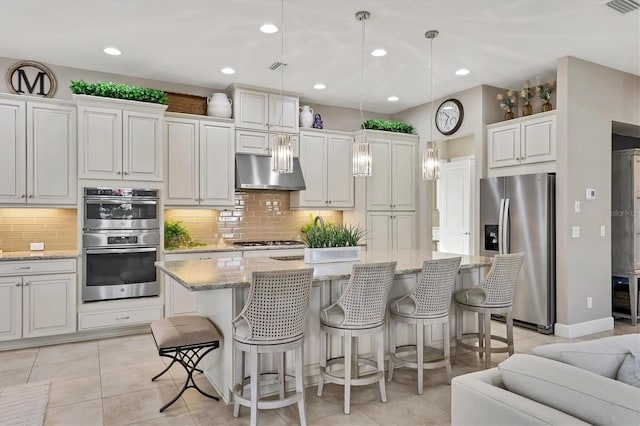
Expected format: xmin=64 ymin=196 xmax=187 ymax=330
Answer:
xmin=229 ymin=85 xmax=299 ymax=133
xmin=165 ymin=114 xmax=235 ymax=208
xmin=366 ymin=211 xmax=416 ymax=251
xmin=268 ymin=94 xmax=299 ymax=133
xmin=76 ymin=95 xmax=167 ymax=181
xmin=0 ymin=96 xmax=76 ymax=205
xmin=437 ymin=157 xmax=475 ymax=255
xmin=0 ymin=259 xmax=77 ymax=342
xmin=487 ymin=111 xmax=556 ymax=169
xmin=290 ymin=130 xmax=353 ymax=209
xmin=235 ymin=130 xmax=299 ymax=157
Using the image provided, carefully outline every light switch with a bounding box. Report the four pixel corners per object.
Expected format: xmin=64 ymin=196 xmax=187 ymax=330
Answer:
xmin=574 ymin=201 xmax=580 ymax=213
xmin=572 ymin=226 xmax=580 ymax=238
xmin=30 ymin=242 xmax=44 ymax=251
xmin=600 ymin=225 xmax=606 ymax=237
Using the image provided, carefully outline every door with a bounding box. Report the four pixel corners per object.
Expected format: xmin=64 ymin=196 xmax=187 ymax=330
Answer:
xmin=200 ymin=122 xmax=234 ymax=207
xmin=505 ymin=173 xmax=554 ymax=329
xmin=78 ymin=106 xmax=122 ymax=179
xmin=0 ymin=277 xmax=22 ymax=341
xmin=327 ymin=135 xmax=354 ymax=208
xmin=27 ymin=102 xmax=77 ymax=204
xmin=23 ymin=273 xmax=76 ymax=338
xmin=521 ymin=115 xmax=556 ymax=165
xmin=367 ymin=139 xmax=393 ymax=211
xmin=479 ymin=177 xmax=505 ymax=257
xmin=235 ymin=130 xmax=270 ymax=155
xmin=439 ymin=159 xmax=472 ymax=255
xmin=165 ymin=118 xmax=199 ymax=205
xmin=298 ymin=132 xmax=328 ymax=207
xmin=392 ymin=141 xmax=416 ymax=211
xmin=488 ymin=123 xmax=520 ymax=168
xmin=367 ymin=212 xmax=392 ymax=251
xmin=0 ymin=99 xmax=26 ymax=203
xmin=123 ymin=111 xmax=162 ymax=181
xmin=268 ymin=94 xmax=299 ymax=133
xmin=393 ymin=212 xmax=416 ymax=250
xmin=235 ymin=90 xmax=268 ymax=131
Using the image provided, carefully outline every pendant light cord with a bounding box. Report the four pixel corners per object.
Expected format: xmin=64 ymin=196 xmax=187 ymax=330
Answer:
xmin=359 ymin=14 xmax=365 ymax=135
xmin=429 ymin=34 xmax=434 ymax=148
xmin=280 ymin=0 xmax=285 ymax=127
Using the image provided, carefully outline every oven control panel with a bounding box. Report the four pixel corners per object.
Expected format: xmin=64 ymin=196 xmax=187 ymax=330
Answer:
xmin=107 ymin=236 xmax=138 ymax=245
xmin=84 ymin=187 xmax=158 ymax=198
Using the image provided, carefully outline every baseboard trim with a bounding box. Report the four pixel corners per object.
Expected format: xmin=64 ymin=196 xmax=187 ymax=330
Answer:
xmin=554 ymin=316 xmax=614 ymax=339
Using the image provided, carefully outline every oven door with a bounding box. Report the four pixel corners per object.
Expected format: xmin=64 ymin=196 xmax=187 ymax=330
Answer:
xmin=82 ymin=246 xmax=159 ymax=302
xmin=84 ymin=198 xmax=159 ymax=230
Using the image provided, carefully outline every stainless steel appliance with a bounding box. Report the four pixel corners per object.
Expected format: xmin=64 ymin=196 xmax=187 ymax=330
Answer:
xmin=480 ymin=173 xmax=555 ymax=333
xmin=83 ymin=187 xmax=159 ymax=230
xmin=235 ymin=154 xmax=306 ymax=190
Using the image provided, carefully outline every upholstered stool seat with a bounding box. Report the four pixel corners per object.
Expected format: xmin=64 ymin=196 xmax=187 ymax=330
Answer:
xmin=151 ymin=315 xmax=221 ymax=412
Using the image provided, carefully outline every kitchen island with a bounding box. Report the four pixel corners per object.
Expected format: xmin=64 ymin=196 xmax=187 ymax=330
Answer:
xmin=156 ymin=249 xmax=492 ymax=403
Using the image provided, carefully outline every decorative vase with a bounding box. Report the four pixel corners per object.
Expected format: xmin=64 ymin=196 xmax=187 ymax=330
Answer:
xmin=299 ymin=105 xmax=314 ymax=128
xmin=504 ymin=109 xmax=515 ymax=120
xmin=522 ymin=102 xmax=532 ymax=117
xmin=541 ymin=101 xmax=553 ymax=112
xmin=207 ymin=93 xmax=232 ymax=118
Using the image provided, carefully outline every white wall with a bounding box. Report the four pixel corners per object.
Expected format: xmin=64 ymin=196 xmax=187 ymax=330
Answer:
xmin=300 ymin=102 xmax=392 ymax=132
xmin=556 ymin=56 xmax=640 ymax=328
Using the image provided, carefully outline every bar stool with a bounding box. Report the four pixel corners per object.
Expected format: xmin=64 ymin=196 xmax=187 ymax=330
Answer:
xmin=150 ymin=315 xmax=221 ymax=412
xmin=454 ymin=253 xmax=525 ymax=369
xmin=388 ymin=257 xmax=461 ymax=394
xmin=232 ymin=268 xmax=314 ymax=426
xmin=317 ymin=261 xmax=397 ymax=414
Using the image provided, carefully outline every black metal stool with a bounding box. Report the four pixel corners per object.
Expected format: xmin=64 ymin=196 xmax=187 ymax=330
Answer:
xmin=150 ymin=315 xmax=221 ymax=412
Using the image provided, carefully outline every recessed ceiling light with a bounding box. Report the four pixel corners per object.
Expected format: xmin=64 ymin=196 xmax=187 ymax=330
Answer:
xmin=221 ymin=67 xmax=236 ymax=75
xmin=371 ymin=49 xmax=387 ymax=57
xmin=455 ymin=68 xmax=470 ymax=76
xmin=313 ymin=83 xmax=326 ymax=90
xmin=260 ymin=24 xmax=278 ymax=34
xmin=103 ymin=47 xmax=121 ymax=56
xmin=387 ymin=96 xmax=399 ymax=102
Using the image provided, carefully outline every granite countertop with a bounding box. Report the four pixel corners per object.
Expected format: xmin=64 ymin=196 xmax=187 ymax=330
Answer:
xmin=0 ymin=250 xmax=79 ymax=261
xmin=156 ymin=249 xmax=493 ymax=291
xmin=164 ymin=242 xmax=307 ymax=254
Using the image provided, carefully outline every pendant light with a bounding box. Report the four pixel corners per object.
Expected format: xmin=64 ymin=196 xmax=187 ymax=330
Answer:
xmin=353 ymin=10 xmax=372 ymax=177
xmin=272 ymin=0 xmax=294 ymax=173
xmin=422 ymin=30 xmax=440 ymax=181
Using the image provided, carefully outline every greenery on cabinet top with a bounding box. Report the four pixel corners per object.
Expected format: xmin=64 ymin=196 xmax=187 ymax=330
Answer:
xmin=70 ymin=80 xmax=167 ymax=105
xmin=362 ymin=119 xmax=414 ymax=134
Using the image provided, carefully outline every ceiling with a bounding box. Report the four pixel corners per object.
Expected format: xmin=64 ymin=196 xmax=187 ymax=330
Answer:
xmin=0 ymin=0 xmax=638 ymax=114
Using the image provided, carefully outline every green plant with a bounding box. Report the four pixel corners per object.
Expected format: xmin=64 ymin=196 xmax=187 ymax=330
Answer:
xmin=164 ymin=220 xmax=205 ymax=250
xmin=302 ymin=222 xmax=366 ymax=248
xmin=300 ymin=214 xmax=335 ymax=235
xmin=70 ymin=80 xmax=167 ymax=104
xmin=361 ymin=119 xmax=414 ymax=134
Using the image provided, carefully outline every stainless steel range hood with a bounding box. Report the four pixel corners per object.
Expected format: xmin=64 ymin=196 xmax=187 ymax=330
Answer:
xmin=235 ymin=153 xmax=306 ymax=191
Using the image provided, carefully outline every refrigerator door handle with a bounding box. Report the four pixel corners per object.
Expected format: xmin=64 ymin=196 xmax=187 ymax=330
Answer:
xmin=498 ymin=198 xmax=505 ymax=254
xmin=503 ymin=198 xmax=511 ymax=254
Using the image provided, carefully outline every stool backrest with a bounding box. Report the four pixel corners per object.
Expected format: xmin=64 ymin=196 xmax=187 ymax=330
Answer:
xmin=239 ymin=268 xmax=314 ymax=341
xmin=411 ymin=257 xmax=462 ymax=316
xmin=481 ymin=253 xmax=525 ymax=306
xmin=336 ymin=261 xmax=397 ymax=326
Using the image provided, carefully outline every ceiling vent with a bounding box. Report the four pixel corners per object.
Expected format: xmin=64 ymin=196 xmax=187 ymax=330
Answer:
xmin=268 ymin=62 xmax=288 ymax=71
xmin=606 ymin=0 xmax=640 ymax=14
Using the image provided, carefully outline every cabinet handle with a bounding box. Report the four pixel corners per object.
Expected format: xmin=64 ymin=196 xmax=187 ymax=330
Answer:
xmin=115 ymin=316 xmax=130 ymax=320
xmin=23 ymin=282 xmax=30 ymax=286
xmin=116 ymin=171 xmax=122 ymax=175
xmin=123 ymin=171 xmax=129 ymax=176
xmin=393 ymin=204 xmax=396 ymax=208
xmin=20 ymin=194 xmax=26 ymax=199
xmin=328 ymin=200 xmax=332 ymax=204
xmin=15 ymin=283 xmax=21 ymax=287
xmin=15 ymin=266 xmax=31 ymax=270
xmin=28 ymin=195 xmax=34 ymax=199
xmin=199 ymin=257 xmax=212 ymax=260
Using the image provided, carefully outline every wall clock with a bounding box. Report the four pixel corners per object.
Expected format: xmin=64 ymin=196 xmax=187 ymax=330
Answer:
xmin=435 ymin=98 xmax=463 ymax=136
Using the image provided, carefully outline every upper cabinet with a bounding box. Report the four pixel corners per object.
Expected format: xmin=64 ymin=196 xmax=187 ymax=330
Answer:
xmin=229 ymin=85 xmax=299 ymax=134
xmin=487 ymin=111 xmax=556 ymax=173
xmin=235 ymin=130 xmax=299 ymax=157
xmin=0 ymin=95 xmax=76 ymax=206
xmin=290 ymin=129 xmax=354 ymax=209
xmin=75 ymin=95 xmax=167 ymax=181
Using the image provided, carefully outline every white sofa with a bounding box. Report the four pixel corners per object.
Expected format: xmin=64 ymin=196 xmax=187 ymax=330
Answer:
xmin=451 ymin=334 xmax=640 ymax=425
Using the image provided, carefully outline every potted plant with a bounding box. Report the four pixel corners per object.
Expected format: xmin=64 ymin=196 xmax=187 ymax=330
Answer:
xmin=164 ymin=220 xmax=205 ymax=250
xmin=70 ymin=80 xmax=167 ymax=105
xmin=302 ymin=218 xmax=366 ymax=263
xmin=361 ymin=119 xmax=414 ymax=134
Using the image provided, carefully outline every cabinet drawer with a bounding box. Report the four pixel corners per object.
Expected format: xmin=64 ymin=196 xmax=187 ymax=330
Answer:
xmin=0 ymin=259 xmax=77 ymax=276
xmin=78 ymin=306 xmax=163 ymax=330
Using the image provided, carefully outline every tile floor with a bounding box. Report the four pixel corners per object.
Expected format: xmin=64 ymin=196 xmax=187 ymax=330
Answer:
xmin=0 ymin=320 xmax=637 ymax=426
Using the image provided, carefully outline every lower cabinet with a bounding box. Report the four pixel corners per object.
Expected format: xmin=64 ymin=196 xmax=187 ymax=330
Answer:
xmin=366 ymin=211 xmax=416 ymax=252
xmin=0 ymin=259 xmax=77 ymax=342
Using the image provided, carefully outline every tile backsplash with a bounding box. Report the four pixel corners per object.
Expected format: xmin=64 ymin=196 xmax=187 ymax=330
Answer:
xmin=0 ymin=208 xmax=77 ymax=252
xmin=165 ymin=191 xmax=343 ymax=244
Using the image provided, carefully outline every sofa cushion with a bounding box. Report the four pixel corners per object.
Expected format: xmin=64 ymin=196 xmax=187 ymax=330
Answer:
xmin=616 ymin=352 xmax=640 ymax=388
xmin=532 ymin=334 xmax=640 ymax=379
xmin=499 ymin=354 xmax=640 ymax=426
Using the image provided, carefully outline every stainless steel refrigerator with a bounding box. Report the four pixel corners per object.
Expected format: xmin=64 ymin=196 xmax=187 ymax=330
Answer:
xmin=480 ymin=173 xmax=555 ymax=333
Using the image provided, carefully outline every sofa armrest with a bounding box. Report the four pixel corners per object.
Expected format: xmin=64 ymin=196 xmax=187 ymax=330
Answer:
xmin=451 ymin=368 xmax=590 ymax=426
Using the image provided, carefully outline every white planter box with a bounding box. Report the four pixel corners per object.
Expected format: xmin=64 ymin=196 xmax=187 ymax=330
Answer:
xmin=304 ymin=246 xmax=361 ymax=264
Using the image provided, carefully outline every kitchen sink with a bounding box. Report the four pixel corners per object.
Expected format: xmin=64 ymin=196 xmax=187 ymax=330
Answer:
xmin=269 ymin=255 xmax=304 ymax=261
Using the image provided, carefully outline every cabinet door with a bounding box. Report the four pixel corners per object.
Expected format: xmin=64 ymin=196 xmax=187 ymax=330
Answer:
xmin=23 ymin=273 xmax=76 ymax=338
xmin=235 ymin=90 xmax=268 ymax=131
xmin=392 ymin=140 xmax=416 ymax=211
xmin=123 ymin=111 xmax=163 ymax=181
xmin=327 ymin=134 xmax=354 ymax=208
xmin=166 ymin=275 xmax=198 ymax=316
xmin=393 ymin=212 xmax=416 ymax=250
xmin=438 ymin=160 xmax=472 ymax=255
xmin=0 ymin=277 xmax=22 ymax=341
xmin=521 ymin=115 xmax=556 ymax=165
xmin=366 ymin=139 xmax=393 ymax=211
xmin=297 ymin=132 xmax=328 ymax=207
xmin=200 ymin=122 xmax=234 ymax=207
xmin=78 ymin=106 xmax=122 ymax=179
xmin=0 ymin=99 xmax=26 ymax=204
xmin=488 ymin=123 xmax=520 ymax=168
xmin=367 ymin=212 xmax=392 ymax=251
xmin=268 ymin=94 xmax=299 ymax=133
xmin=27 ymin=103 xmax=77 ymax=205
xmin=165 ymin=118 xmax=199 ymax=205
xmin=236 ymin=130 xmax=270 ymax=155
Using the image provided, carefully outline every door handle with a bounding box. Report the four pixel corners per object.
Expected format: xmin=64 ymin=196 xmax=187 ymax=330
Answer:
xmin=15 ymin=266 xmax=31 ymax=270
xmin=503 ymin=198 xmax=510 ymax=254
xmin=498 ymin=198 xmax=505 ymax=255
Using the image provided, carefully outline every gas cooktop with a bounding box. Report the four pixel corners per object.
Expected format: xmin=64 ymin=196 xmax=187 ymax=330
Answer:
xmin=232 ymin=240 xmax=304 ymax=247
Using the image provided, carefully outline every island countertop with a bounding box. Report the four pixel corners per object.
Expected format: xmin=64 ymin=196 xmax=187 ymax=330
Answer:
xmin=156 ymin=249 xmax=493 ymax=291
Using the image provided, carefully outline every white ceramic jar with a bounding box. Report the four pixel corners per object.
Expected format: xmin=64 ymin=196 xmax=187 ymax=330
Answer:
xmin=207 ymin=93 xmax=232 ymax=118
xmin=299 ymin=105 xmax=314 ymax=128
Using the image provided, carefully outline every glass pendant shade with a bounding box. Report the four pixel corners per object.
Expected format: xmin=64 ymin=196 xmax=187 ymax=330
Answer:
xmin=422 ymin=144 xmax=440 ymax=180
xmin=271 ymin=133 xmax=294 ymax=173
xmin=353 ymin=138 xmax=372 ymax=177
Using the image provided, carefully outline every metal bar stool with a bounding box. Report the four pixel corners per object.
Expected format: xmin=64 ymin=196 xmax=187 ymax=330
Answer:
xmin=232 ymin=268 xmax=314 ymax=426
xmin=317 ymin=261 xmax=397 ymax=415
xmin=388 ymin=257 xmax=461 ymax=394
xmin=150 ymin=315 xmax=221 ymax=412
xmin=454 ymin=252 xmax=525 ymax=369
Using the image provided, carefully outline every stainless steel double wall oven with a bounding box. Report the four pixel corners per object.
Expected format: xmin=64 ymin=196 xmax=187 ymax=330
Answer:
xmin=82 ymin=188 xmax=160 ymax=302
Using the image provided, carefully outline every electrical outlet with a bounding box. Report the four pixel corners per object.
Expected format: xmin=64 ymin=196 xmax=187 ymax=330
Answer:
xmin=600 ymin=225 xmax=606 ymax=237
xmin=572 ymin=226 xmax=580 ymax=238
xmin=587 ymin=297 xmax=593 ymax=309
xmin=30 ymin=242 xmax=44 ymax=251
xmin=574 ymin=201 xmax=580 ymax=213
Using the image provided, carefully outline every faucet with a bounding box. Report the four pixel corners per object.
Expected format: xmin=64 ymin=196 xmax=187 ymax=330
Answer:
xmin=313 ymin=215 xmax=325 ymax=233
